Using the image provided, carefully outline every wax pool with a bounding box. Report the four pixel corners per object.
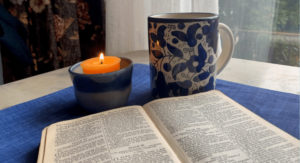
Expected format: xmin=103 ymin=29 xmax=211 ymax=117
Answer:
xmin=80 ymin=56 xmax=121 ymax=74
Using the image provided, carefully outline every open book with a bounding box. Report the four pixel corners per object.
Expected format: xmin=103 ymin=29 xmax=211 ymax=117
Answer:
xmin=37 ymin=90 xmax=299 ymax=163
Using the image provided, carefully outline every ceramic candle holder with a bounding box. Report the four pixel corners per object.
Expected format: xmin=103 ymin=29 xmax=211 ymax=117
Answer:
xmin=69 ymin=57 xmax=133 ymax=113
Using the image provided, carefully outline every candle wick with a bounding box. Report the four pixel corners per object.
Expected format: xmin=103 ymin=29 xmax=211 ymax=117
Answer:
xmin=100 ymin=60 xmax=103 ymax=64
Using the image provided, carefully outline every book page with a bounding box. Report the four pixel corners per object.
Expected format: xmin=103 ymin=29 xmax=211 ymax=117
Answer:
xmin=144 ymin=90 xmax=300 ymax=162
xmin=37 ymin=128 xmax=48 ymax=163
xmin=41 ymin=106 xmax=180 ymax=163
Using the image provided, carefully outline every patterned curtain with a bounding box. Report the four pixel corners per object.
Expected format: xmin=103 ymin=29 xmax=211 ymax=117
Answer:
xmin=0 ymin=0 xmax=105 ymax=83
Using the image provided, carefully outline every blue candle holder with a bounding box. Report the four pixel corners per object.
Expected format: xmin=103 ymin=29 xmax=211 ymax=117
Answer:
xmin=69 ymin=57 xmax=133 ymax=113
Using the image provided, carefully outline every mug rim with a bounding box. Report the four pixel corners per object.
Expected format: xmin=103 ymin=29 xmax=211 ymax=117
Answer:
xmin=148 ymin=12 xmax=218 ymax=23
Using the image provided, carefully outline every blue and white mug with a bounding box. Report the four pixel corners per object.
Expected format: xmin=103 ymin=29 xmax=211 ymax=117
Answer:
xmin=148 ymin=13 xmax=234 ymax=98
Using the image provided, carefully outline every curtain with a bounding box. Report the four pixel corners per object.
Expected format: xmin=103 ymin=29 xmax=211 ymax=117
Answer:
xmin=220 ymin=0 xmax=276 ymax=63
xmin=0 ymin=46 xmax=3 ymax=84
xmin=219 ymin=0 xmax=299 ymax=66
xmin=0 ymin=0 xmax=105 ymax=83
xmin=106 ymin=0 xmax=218 ymax=55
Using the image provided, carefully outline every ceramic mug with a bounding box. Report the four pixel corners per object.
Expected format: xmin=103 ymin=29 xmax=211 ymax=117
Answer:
xmin=148 ymin=13 xmax=234 ymax=98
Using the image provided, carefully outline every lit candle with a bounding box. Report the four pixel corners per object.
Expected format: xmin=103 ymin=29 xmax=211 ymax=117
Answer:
xmin=80 ymin=52 xmax=121 ymax=74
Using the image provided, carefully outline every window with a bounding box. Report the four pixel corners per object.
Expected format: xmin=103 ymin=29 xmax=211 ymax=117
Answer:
xmin=219 ymin=0 xmax=299 ymax=66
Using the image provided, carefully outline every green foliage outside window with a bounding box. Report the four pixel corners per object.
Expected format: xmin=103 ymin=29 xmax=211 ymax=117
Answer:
xmin=219 ymin=0 xmax=299 ymax=66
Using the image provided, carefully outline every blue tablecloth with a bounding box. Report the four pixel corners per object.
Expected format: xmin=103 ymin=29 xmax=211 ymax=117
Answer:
xmin=0 ymin=64 xmax=299 ymax=163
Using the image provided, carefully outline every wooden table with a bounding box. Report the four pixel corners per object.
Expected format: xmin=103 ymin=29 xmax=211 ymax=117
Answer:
xmin=0 ymin=50 xmax=299 ymax=110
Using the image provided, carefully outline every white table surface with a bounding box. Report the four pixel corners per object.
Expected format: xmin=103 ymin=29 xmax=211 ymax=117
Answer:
xmin=0 ymin=50 xmax=299 ymax=110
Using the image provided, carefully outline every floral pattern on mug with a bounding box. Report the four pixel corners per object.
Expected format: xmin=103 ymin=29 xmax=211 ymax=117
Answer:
xmin=149 ymin=19 xmax=219 ymax=97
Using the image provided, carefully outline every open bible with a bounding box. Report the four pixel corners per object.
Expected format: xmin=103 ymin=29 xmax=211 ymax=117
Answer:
xmin=37 ymin=90 xmax=299 ymax=163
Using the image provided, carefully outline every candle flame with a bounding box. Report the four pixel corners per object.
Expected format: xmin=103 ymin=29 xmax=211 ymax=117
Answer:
xmin=99 ymin=52 xmax=104 ymax=64
xmin=156 ymin=40 xmax=159 ymax=46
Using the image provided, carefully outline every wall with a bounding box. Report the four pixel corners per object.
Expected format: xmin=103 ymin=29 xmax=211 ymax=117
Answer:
xmin=105 ymin=0 xmax=218 ymax=55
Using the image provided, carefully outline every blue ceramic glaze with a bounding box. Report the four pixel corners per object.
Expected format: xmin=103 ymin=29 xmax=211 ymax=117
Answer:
xmin=148 ymin=13 xmax=219 ymax=98
xmin=69 ymin=58 xmax=133 ymax=113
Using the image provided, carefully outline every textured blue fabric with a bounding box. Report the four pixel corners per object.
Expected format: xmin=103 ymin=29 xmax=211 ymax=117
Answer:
xmin=0 ymin=64 xmax=299 ymax=163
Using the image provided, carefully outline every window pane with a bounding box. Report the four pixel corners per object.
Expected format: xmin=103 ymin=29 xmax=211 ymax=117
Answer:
xmin=219 ymin=0 xmax=300 ymax=66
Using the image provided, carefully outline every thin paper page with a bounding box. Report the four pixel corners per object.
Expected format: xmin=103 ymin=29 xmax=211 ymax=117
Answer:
xmin=37 ymin=128 xmax=48 ymax=163
xmin=144 ymin=90 xmax=300 ymax=162
xmin=42 ymin=106 xmax=180 ymax=163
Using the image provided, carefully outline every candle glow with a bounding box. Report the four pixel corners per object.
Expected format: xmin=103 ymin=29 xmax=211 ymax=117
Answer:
xmin=80 ymin=52 xmax=121 ymax=74
xmin=99 ymin=52 xmax=104 ymax=64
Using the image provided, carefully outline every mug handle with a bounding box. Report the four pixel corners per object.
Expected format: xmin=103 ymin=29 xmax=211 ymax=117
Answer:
xmin=216 ymin=23 xmax=235 ymax=74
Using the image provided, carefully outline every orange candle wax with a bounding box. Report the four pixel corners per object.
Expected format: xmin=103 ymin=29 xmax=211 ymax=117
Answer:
xmin=80 ymin=53 xmax=121 ymax=74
